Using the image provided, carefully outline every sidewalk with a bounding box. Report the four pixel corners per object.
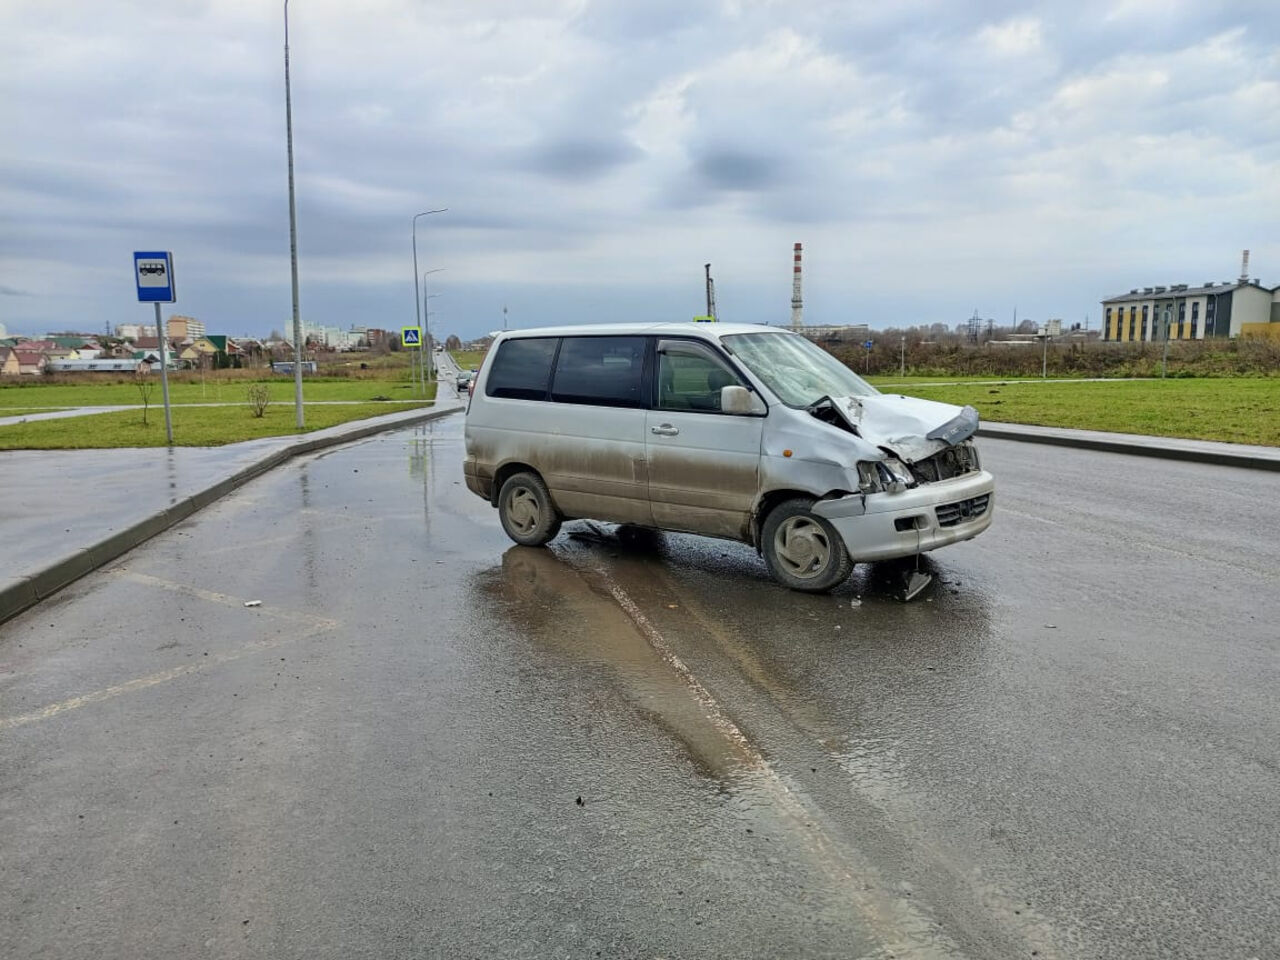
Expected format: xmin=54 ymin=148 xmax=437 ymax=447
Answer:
xmin=978 ymin=421 xmax=1280 ymax=471
xmin=1 ymin=402 xmax=462 ymax=624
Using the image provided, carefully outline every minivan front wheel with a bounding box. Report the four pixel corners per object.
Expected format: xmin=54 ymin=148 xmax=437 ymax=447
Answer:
xmin=498 ymin=471 xmax=562 ymax=547
xmin=761 ymin=498 xmax=853 ymax=593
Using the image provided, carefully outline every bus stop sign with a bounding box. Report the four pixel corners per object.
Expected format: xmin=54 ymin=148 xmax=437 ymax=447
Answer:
xmin=134 ymin=251 xmax=175 ymax=303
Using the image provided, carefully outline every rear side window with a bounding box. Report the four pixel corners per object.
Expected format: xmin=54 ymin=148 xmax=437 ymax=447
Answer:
xmin=550 ymin=336 xmax=647 ymax=408
xmin=485 ymin=337 xmax=558 ymax=400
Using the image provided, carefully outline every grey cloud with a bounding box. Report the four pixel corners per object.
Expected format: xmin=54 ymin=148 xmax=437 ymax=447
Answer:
xmin=693 ymin=149 xmax=788 ymax=192
xmin=525 ymin=137 xmax=643 ymax=181
xmin=574 ymin=0 xmax=719 ymax=42
xmin=0 ymin=284 xmax=33 ymax=296
xmin=1 ymin=0 xmax=1276 ymax=339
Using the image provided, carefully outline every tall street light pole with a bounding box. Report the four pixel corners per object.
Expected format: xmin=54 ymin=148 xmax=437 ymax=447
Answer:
xmin=284 ymin=0 xmax=305 ymax=428
xmin=1161 ymin=304 xmax=1172 ymax=379
xmin=412 ymin=209 xmax=447 ymax=395
xmin=422 ymin=269 xmax=444 ymax=387
xmin=424 ymin=292 xmax=442 ymax=386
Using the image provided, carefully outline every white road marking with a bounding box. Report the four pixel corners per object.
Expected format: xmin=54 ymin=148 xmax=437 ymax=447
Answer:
xmin=569 ymin=555 xmax=970 ymax=960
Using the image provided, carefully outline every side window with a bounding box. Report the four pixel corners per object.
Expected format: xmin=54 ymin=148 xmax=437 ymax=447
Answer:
xmin=656 ymin=340 xmax=744 ymax=412
xmin=549 ymin=336 xmax=647 ymax=408
xmin=485 ymin=337 xmax=558 ymax=400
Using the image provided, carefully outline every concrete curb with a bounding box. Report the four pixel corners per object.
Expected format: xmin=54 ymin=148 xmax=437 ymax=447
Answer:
xmin=978 ymin=422 xmax=1280 ymax=472
xmin=0 ymin=405 xmax=461 ymax=627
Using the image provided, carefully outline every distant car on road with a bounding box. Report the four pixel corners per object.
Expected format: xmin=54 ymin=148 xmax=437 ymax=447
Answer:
xmin=456 ymin=370 xmax=476 ymax=390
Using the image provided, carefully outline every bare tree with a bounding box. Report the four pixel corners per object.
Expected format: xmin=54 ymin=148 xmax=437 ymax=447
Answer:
xmin=134 ymin=367 xmax=156 ymax=425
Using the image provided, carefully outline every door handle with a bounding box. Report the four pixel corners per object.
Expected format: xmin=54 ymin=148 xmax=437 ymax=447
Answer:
xmin=650 ymin=424 xmax=679 ymax=436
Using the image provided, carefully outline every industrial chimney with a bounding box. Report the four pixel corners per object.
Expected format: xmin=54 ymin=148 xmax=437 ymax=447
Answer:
xmin=1239 ymin=249 xmax=1250 ymax=285
xmin=790 ymin=243 xmax=803 ymax=329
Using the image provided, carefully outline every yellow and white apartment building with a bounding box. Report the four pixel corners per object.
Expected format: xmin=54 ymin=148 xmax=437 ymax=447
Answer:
xmin=1101 ymin=280 xmax=1280 ymax=343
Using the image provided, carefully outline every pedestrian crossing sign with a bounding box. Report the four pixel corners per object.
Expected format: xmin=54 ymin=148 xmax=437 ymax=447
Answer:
xmin=401 ymin=327 xmax=422 ymax=348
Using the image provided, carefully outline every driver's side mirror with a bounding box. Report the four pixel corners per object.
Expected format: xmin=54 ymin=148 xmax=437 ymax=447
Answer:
xmin=721 ymin=385 xmax=766 ymax=415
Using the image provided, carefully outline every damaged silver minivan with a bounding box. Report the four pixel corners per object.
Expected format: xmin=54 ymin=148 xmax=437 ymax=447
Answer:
xmin=463 ymin=323 xmax=994 ymax=593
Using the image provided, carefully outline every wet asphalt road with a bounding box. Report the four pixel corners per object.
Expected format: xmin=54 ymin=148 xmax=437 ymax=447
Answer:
xmin=2 ymin=417 xmax=1278 ymax=960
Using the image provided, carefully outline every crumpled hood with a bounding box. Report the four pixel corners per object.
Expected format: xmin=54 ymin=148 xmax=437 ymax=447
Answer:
xmin=825 ymin=394 xmax=980 ymax=464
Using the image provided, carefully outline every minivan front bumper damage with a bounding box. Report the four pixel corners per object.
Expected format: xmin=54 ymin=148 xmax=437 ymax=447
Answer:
xmin=812 ymin=468 xmax=995 ymax=563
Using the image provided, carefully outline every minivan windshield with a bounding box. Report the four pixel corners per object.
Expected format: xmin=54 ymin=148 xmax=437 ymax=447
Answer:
xmin=721 ymin=332 xmax=879 ymax=407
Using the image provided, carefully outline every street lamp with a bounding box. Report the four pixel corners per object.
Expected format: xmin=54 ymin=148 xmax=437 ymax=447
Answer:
xmin=412 ymin=209 xmax=447 ymax=393
xmin=1161 ymin=305 xmax=1172 ymax=379
xmin=283 ymin=0 xmax=305 ymax=428
xmin=422 ymin=269 xmax=444 ymax=387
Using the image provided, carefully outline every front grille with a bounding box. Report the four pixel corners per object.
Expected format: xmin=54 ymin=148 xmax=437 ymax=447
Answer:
xmin=935 ymin=494 xmax=990 ymax=528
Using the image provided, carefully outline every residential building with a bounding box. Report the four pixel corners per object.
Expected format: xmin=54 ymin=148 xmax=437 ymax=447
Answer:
xmin=1101 ymin=279 xmax=1279 ymax=342
xmin=167 ymin=315 xmax=205 ymax=340
xmin=179 ymin=335 xmax=241 ymax=366
xmin=17 ymin=339 xmax=71 ymax=357
xmin=116 ymin=323 xmax=157 ymax=340
xmin=0 ymin=347 xmax=21 ymax=376
xmin=12 ymin=349 xmax=48 ymax=375
xmin=129 ymin=337 xmax=178 ymax=366
xmin=310 ymin=325 xmax=362 ymax=350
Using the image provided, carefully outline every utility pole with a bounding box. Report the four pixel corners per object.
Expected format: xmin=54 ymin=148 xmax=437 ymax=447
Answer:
xmin=704 ymin=263 xmax=717 ymax=320
xmin=412 ymin=209 xmax=447 ymax=396
xmin=1161 ymin=305 xmax=1171 ymax=378
xmin=283 ymin=0 xmax=305 ymax=428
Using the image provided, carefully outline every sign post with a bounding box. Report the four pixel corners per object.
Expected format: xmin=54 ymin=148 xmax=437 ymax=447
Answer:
xmin=401 ymin=326 xmax=422 ymax=395
xmin=134 ymin=251 xmax=175 ymax=444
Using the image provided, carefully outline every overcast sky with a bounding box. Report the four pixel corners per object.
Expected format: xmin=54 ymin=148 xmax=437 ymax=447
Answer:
xmin=2 ymin=0 xmax=1277 ymax=341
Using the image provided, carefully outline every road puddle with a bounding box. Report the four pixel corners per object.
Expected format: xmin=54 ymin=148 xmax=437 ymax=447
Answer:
xmin=480 ymin=544 xmax=760 ymax=785
xmin=474 ymin=540 xmax=980 ymax=959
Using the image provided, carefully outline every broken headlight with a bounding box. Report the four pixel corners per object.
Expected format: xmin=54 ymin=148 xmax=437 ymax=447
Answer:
xmin=856 ymin=458 xmax=914 ymax=494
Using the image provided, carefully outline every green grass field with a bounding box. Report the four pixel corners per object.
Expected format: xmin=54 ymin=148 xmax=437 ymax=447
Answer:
xmin=449 ymin=349 xmax=487 ymax=370
xmin=0 ymin=398 xmax=435 ymax=450
xmin=882 ymin=378 xmax=1280 ymax=446
xmin=0 ymin=377 xmax=427 ymax=409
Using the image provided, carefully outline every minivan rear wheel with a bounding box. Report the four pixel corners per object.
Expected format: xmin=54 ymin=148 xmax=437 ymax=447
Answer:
xmin=761 ymin=498 xmax=853 ymax=593
xmin=498 ymin=471 xmax=562 ymax=547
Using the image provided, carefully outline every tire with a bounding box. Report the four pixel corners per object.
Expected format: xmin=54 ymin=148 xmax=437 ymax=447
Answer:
xmin=497 ymin=471 xmax=562 ymax=547
xmin=760 ymin=498 xmax=854 ymax=593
